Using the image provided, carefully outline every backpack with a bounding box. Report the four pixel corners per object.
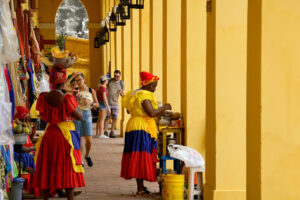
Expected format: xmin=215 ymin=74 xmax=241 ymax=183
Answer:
xmin=107 ymin=78 xmax=124 ymax=90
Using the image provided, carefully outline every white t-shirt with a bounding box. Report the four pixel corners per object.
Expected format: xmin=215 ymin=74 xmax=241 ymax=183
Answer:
xmin=77 ymin=90 xmax=93 ymax=110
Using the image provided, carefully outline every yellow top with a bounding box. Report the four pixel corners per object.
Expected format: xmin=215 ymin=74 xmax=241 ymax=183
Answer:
xmin=123 ymin=89 xmax=158 ymax=139
xmin=123 ymin=89 xmax=158 ymax=116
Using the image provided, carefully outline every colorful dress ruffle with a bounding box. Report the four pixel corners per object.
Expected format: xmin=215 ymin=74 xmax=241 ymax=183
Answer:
xmin=121 ymin=89 xmax=159 ymax=182
xmin=32 ymin=92 xmax=85 ymax=194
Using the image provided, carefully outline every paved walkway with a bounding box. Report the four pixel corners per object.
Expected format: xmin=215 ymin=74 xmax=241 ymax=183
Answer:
xmin=24 ymin=124 xmax=161 ymax=200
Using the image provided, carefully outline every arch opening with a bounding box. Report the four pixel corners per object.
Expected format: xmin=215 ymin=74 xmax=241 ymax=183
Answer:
xmin=55 ymin=0 xmax=89 ymax=39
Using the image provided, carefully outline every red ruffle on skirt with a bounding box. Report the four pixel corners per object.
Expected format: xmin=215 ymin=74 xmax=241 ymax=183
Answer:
xmin=32 ymin=124 xmax=85 ymax=192
xmin=121 ymin=151 xmax=157 ymax=182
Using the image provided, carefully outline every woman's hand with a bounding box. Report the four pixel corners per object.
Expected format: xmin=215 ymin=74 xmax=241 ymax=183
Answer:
xmin=163 ymin=103 xmax=172 ymax=111
xmin=82 ymin=98 xmax=92 ymax=106
xmin=108 ymin=107 xmax=111 ymax=114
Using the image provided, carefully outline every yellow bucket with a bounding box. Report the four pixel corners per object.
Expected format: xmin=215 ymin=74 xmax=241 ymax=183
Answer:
xmin=162 ymin=174 xmax=184 ymax=200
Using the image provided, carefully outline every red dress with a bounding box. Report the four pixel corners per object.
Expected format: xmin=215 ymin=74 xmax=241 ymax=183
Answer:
xmin=32 ymin=92 xmax=85 ymax=194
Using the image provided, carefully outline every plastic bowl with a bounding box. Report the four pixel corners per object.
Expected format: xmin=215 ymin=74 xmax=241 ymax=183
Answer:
xmin=14 ymin=133 xmax=28 ymax=144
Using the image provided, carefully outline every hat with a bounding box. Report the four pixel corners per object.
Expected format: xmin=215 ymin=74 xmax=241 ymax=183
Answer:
xmin=100 ymin=75 xmax=109 ymax=82
xmin=140 ymin=71 xmax=159 ymax=86
xmin=14 ymin=106 xmax=30 ymax=119
xmin=49 ymin=67 xmax=67 ymax=89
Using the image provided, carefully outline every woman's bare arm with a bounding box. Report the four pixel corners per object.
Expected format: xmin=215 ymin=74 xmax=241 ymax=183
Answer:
xmin=91 ymin=88 xmax=99 ymax=108
xmin=102 ymin=92 xmax=111 ymax=113
xmin=142 ymin=100 xmax=171 ymax=118
xmin=71 ymin=107 xmax=83 ymax=120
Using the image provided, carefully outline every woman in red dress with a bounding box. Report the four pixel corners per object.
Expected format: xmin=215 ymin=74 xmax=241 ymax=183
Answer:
xmin=32 ymin=66 xmax=85 ymax=200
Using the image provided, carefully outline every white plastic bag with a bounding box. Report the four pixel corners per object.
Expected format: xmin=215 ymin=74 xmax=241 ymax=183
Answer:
xmin=38 ymin=76 xmax=50 ymax=93
xmin=168 ymin=144 xmax=205 ymax=168
xmin=0 ymin=0 xmax=20 ymax=64
xmin=0 ymin=66 xmax=14 ymax=145
xmin=0 ymin=100 xmax=14 ymax=145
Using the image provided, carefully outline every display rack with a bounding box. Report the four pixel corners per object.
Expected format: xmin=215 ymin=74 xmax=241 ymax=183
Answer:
xmin=158 ymin=126 xmax=184 ymax=174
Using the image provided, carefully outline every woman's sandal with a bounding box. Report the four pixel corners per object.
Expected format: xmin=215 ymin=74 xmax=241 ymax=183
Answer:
xmin=135 ymin=191 xmax=149 ymax=197
xmin=143 ymin=187 xmax=151 ymax=194
xmin=57 ymin=190 xmax=82 ymax=197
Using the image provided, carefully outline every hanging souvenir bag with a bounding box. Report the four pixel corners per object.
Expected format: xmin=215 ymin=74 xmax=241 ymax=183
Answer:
xmin=0 ymin=0 xmax=20 ymax=64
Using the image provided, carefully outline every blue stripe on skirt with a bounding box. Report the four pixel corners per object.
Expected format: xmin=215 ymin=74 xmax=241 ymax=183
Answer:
xmin=123 ymin=130 xmax=157 ymax=154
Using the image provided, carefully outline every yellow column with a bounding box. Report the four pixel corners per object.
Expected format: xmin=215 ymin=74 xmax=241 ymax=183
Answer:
xmin=89 ymin=26 xmax=102 ymax=87
xmin=38 ymin=0 xmax=59 ymax=40
xmin=247 ymin=1 xmax=300 ymax=200
xmin=116 ymin=26 xmax=123 ymax=131
xmin=180 ymin=0 xmax=206 ymax=153
xmin=110 ymin=31 xmax=117 ymax=73
xmin=205 ymin=0 xmax=247 ymax=199
xmin=116 ymin=27 xmax=122 ymax=70
xmin=140 ymin=0 xmax=150 ymax=72
xmin=246 ymin=0 xmax=261 ymax=199
xmin=122 ymin=17 xmax=132 ymax=137
xmin=132 ymin=9 xmax=141 ymax=89
xmin=152 ymin=0 xmax=163 ymax=101
xmin=165 ymin=0 xmax=181 ymax=111
xmin=101 ymin=0 xmax=107 ymax=76
xmin=123 ymin=19 xmax=132 ymax=91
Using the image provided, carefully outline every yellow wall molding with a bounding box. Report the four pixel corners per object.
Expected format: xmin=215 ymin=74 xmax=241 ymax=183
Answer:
xmin=205 ymin=184 xmax=246 ymax=200
xmin=39 ymin=23 xmax=55 ymax=29
xmin=214 ymin=190 xmax=246 ymax=200
xmin=66 ymin=36 xmax=89 ymax=44
xmin=88 ymin=22 xmax=101 ymax=29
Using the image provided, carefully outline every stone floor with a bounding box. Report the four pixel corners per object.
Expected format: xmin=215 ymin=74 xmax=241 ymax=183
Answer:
xmin=23 ymin=124 xmax=161 ymax=200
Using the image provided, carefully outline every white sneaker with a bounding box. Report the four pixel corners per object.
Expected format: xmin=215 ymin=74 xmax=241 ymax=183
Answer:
xmin=99 ymin=135 xmax=110 ymax=139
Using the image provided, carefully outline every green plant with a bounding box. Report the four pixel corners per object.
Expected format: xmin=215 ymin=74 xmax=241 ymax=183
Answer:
xmin=56 ymin=33 xmax=68 ymax=51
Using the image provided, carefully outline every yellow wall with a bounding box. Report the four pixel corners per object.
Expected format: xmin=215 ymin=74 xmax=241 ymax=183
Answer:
xmin=205 ymin=0 xmax=247 ymax=200
xmin=183 ymin=0 xmax=206 ymax=158
xmin=247 ymin=0 xmax=300 ymax=200
xmin=65 ymin=37 xmax=90 ymax=85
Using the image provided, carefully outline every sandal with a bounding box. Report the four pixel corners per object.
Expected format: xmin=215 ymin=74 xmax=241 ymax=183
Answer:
xmin=143 ymin=187 xmax=151 ymax=194
xmin=57 ymin=190 xmax=82 ymax=197
xmin=74 ymin=190 xmax=82 ymax=196
xmin=135 ymin=191 xmax=149 ymax=197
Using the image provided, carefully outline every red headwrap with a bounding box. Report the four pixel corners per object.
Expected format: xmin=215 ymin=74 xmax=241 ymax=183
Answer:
xmin=14 ymin=106 xmax=30 ymax=119
xmin=140 ymin=71 xmax=159 ymax=86
xmin=49 ymin=66 xmax=67 ymax=89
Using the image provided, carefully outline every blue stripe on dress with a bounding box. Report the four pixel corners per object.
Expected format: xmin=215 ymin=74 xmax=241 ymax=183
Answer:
xmin=70 ymin=130 xmax=81 ymax=150
xmin=124 ymin=130 xmax=157 ymax=154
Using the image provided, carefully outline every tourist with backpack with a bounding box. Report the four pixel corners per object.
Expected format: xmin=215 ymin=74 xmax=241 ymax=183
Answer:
xmin=105 ymin=70 xmax=124 ymax=138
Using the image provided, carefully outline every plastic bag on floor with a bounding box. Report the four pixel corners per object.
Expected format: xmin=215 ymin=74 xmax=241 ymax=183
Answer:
xmin=0 ymin=0 xmax=20 ymax=64
xmin=168 ymin=144 xmax=205 ymax=168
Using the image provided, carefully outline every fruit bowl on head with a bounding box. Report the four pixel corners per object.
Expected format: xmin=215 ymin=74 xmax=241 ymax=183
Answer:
xmin=14 ymin=133 xmax=30 ymax=145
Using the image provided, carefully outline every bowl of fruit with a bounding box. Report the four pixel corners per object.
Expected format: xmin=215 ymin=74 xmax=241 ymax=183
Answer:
xmin=13 ymin=119 xmax=31 ymax=145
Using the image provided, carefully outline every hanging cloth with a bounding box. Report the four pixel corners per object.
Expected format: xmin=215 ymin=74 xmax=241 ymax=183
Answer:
xmin=7 ymin=63 xmax=25 ymax=107
xmin=3 ymin=66 xmax=15 ymax=118
xmin=27 ymin=59 xmax=36 ymax=107
xmin=0 ymin=150 xmax=8 ymax=200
